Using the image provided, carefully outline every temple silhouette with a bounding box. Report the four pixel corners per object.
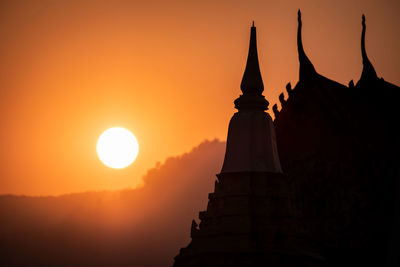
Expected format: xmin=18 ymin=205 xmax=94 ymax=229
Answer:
xmin=174 ymin=10 xmax=399 ymax=267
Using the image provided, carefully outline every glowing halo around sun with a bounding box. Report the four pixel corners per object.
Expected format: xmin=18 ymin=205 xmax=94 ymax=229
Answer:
xmin=96 ymin=127 xmax=139 ymax=169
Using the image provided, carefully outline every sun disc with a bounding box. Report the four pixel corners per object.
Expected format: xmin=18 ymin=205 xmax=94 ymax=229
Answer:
xmin=97 ymin=127 xmax=139 ymax=169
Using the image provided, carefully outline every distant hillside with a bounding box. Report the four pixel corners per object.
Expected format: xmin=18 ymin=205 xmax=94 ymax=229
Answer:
xmin=0 ymin=139 xmax=225 ymax=267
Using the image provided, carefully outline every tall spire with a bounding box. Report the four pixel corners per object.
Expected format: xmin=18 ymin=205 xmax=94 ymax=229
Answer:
xmin=235 ymin=22 xmax=269 ymax=111
xmin=297 ymin=10 xmax=316 ymax=81
xmin=359 ymin=15 xmax=377 ymax=83
xmin=240 ymin=22 xmax=264 ymax=95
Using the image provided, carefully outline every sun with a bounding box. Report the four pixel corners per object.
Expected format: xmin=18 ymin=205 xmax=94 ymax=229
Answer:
xmin=97 ymin=127 xmax=139 ymax=169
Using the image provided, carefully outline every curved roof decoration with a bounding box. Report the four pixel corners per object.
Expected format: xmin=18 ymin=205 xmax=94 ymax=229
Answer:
xmin=359 ymin=15 xmax=378 ymax=84
xmin=297 ymin=10 xmax=317 ymax=82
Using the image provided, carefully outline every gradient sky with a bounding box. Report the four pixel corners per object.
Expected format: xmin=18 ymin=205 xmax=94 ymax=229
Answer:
xmin=1 ymin=0 xmax=399 ymax=195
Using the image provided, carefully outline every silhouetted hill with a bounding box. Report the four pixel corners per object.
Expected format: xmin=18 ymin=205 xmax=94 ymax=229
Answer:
xmin=0 ymin=139 xmax=225 ymax=267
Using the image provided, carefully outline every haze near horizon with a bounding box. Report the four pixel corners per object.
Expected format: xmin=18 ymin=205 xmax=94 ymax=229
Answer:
xmin=1 ymin=0 xmax=399 ymax=195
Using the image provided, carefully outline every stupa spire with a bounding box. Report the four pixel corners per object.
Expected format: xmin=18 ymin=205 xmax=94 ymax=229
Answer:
xmin=359 ymin=15 xmax=377 ymax=83
xmin=240 ymin=22 xmax=264 ymax=95
xmin=222 ymin=23 xmax=281 ymax=174
xmin=235 ymin=22 xmax=269 ymax=110
xmin=297 ymin=10 xmax=316 ymax=81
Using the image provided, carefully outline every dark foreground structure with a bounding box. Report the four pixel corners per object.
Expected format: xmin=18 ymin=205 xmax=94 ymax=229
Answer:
xmin=174 ymin=11 xmax=400 ymax=267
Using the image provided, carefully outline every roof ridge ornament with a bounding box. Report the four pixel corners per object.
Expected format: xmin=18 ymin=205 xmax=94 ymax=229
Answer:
xmin=358 ymin=14 xmax=378 ymax=85
xmin=297 ymin=10 xmax=317 ymax=82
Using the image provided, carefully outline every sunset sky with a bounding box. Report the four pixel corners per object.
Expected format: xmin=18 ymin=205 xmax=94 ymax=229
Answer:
xmin=1 ymin=0 xmax=399 ymax=196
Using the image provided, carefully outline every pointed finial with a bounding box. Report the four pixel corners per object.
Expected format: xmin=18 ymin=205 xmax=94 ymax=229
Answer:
xmin=358 ymin=14 xmax=377 ymax=84
xmin=297 ymin=9 xmax=316 ymax=82
xmin=240 ymin=22 xmax=264 ymax=94
xmin=234 ymin=23 xmax=269 ymax=110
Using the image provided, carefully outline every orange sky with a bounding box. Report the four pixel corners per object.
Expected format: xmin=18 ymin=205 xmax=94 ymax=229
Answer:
xmin=1 ymin=0 xmax=399 ymax=195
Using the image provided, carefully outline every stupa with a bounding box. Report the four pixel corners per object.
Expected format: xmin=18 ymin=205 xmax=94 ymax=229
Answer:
xmin=173 ymin=21 xmax=320 ymax=267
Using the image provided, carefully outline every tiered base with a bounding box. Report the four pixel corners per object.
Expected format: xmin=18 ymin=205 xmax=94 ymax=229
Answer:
xmin=173 ymin=171 xmax=322 ymax=267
